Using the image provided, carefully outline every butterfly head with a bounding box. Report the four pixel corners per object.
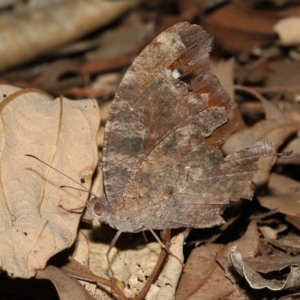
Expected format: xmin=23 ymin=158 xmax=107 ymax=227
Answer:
xmin=86 ymin=195 xmax=112 ymax=222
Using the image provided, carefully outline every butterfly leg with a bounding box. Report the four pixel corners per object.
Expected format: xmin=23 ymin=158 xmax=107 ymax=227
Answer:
xmin=147 ymin=227 xmax=184 ymax=267
xmin=106 ymin=230 xmax=122 ymax=279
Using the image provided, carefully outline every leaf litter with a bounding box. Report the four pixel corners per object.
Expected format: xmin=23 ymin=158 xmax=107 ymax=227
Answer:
xmin=1 ymin=1 xmax=300 ymax=300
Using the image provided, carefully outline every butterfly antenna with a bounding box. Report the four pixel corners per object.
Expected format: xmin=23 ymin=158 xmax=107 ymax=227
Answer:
xmin=60 ymin=185 xmax=97 ymax=198
xmin=26 ymin=154 xmax=97 ymax=198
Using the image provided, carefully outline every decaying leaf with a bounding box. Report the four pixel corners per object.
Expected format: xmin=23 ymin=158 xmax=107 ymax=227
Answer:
xmin=228 ymin=246 xmax=285 ymax=290
xmin=0 ymin=85 xmax=99 ymax=278
xmin=176 ymin=221 xmax=259 ymax=300
xmin=228 ymin=247 xmax=300 ymax=291
xmin=244 ymin=254 xmax=300 ymax=274
xmin=223 ymin=115 xmax=300 ymax=187
xmin=36 ymin=265 xmax=93 ymax=300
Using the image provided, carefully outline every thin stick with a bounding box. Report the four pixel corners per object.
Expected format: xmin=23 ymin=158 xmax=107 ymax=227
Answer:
xmin=131 ymin=229 xmax=171 ymax=300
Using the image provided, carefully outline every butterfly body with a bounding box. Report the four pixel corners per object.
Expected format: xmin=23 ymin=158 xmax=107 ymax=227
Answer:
xmin=87 ymin=22 xmax=274 ymax=233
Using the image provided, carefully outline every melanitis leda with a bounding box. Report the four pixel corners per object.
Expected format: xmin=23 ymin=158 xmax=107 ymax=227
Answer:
xmin=87 ymin=22 xmax=274 ymax=234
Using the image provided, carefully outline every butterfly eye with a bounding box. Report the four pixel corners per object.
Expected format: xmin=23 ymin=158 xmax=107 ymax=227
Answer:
xmin=93 ymin=201 xmax=105 ymax=215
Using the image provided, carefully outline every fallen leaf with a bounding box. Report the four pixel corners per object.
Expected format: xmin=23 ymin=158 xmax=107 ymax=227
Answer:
xmin=274 ymin=17 xmax=300 ymax=46
xmin=228 ymin=246 xmax=285 ymax=290
xmin=223 ymin=117 xmax=300 ymax=186
xmin=0 ymin=86 xmax=99 ymax=278
xmin=205 ymin=3 xmax=277 ymax=53
xmin=176 ymin=243 xmax=231 ymax=300
xmin=176 ymin=221 xmax=259 ymax=300
xmin=257 ymin=173 xmax=300 ymax=217
xmin=149 ymin=232 xmax=185 ymax=300
xmin=266 ymin=61 xmax=300 ymax=102
xmin=244 ymin=254 xmax=300 ymax=274
xmin=0 ymin=0 xmax=139 ymax=72
xmin=85 ymin=223 xmax=161 ymax=299
xmin=36 ymin=265 xmax=94 ymax=300
xmin=62 ymin=256 xmax=127 ymax=300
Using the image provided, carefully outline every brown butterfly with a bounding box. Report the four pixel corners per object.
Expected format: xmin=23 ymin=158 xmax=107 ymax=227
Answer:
xmin=87 ymin=22 xmax=274 ymax=234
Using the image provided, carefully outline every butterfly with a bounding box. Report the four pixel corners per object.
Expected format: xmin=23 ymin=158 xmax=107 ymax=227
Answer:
xmin=87 ymin=22 xmax=274 ymax=233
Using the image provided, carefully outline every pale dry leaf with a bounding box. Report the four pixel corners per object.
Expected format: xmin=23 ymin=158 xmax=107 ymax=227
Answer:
xmin=73 ymin=231 xmax=97 ymax=295
xmin=286 ymin=215 xmax=300 ymax=231
xmin=259 ymin=223 xmax=288 ymax=240
xmin=91 ymin=73 xmax=120 ymax=105
xmin=274 ymin=17 xmax=300 ymax=46
xmin=83 ymin=222 xmax=161 ymax=299
xmin=222 ymin=94 xmax=285 ymax=155
xmin=73 ymin=231 xmax=90 ymax=267
xmin=148 ymin=232 xmax=185 ymax=300
xmin=0 ymin=84 xmax=21 ymax=100
xmin=222 ymin=110 xmax=287 ymax=155
xmin=0 ymin=87 xmax=99 ymax=278
xmin=284 ymin=267 xmax=300 ymax=289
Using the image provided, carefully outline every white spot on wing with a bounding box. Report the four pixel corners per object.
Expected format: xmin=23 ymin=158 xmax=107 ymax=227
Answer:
xmin=172 ymin=69 xmax=181 ymax=79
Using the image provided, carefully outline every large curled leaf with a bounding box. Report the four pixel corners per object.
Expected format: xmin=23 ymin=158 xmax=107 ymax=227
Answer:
xmin=0 ymin=85 xmax=99 ymax=278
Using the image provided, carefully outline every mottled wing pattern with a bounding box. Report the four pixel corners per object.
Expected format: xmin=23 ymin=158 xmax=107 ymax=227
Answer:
xmin=103 ymin=22 xmax=274 ymax=229
xmin=126 ymin=139 xmax=273 ymax=229
xmin=103 ymin=22 xmax=234 ymax=208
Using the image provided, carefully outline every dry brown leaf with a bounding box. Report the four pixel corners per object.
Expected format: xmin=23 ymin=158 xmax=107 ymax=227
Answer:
xmin=36 ymin=265 xmax=93 ymax=300
xmin=176 ymin=243 xmax=234 ymax=300
xmin=0 ymin=85 xmax=99 ymax=278
xmin=244 ymin=255 xmax=300 ymax=274
xmin=205 ymin=3 xmax=277 ymax=53
xmin=211 ymin=58 xmax=235 ymax=103
xmin=0 ymin=0 xmax=140 ymax=72
xmin=229 ymin=247 xmax=300 ymax=291
xmin=211 ymin=59 xmax=247 ymax=132
xmin=228 ymin=246 xmax=285 ymax=290
xmin=176 ymin=221 xmax=259 ymax=300
xmin=266 ymin=61 xmax=300 ymax=102
xmin=223 ymin=116 xmax=300 ymax=186
xmin=258 ymin=173 xmax=300 ymax=217
xmin=223 ymin=118 xmax=289 ymax=154
xmin=286 ymin=215 xmax=300 ymax=230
